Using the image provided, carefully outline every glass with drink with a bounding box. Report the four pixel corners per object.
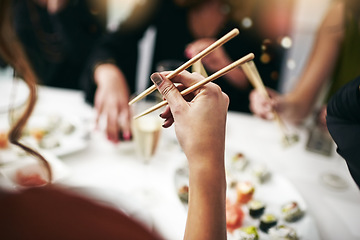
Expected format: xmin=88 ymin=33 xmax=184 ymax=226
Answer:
xmin=131 ymin=91 xmax=164 ymax=163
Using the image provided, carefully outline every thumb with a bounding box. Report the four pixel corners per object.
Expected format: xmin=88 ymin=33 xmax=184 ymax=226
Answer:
xmin=150 ymin=72 xmax=187 ymax=110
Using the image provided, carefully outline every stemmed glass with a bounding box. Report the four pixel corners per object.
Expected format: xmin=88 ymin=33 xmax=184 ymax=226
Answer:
xmin=130 ymin=91 xmax=164 ymax=216
xmin=131 ymin=91 xmax=164 ymax=164
xmin=306 ymin=110 xmax=348 ymax=190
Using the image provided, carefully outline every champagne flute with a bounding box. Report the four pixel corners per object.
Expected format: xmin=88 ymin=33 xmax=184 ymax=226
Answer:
xmin=306 ymin=109 xmax=349 ymax=190
xmin=130 ymin=91 xmax=164 ymax=220
xmin=131 ymin=91 xmax=164 ymax=163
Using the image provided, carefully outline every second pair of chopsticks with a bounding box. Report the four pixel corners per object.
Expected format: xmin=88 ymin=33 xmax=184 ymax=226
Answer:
xmin=134 ymin=53 xmax=255 ymax=119
xmin=241 ymin=61 xmax=298 ymax=146
xmin=129 ymin=28 xmax=239 ymax=106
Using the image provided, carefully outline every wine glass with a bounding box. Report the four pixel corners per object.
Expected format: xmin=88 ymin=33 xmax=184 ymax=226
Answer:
xmin=129 ymin=91 xmax=164 ymax=218
xmin=306 ymin=110 xmax=349 ymax=190
xmin=131 ymin=91 xmax=164 ymax=163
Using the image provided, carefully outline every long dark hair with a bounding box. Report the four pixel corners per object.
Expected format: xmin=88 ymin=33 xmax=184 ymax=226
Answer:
xmin=0 ymin=0 xmax=52 ymax=183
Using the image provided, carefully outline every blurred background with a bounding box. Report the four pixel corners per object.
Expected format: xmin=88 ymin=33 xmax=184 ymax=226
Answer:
xmin=0 ymin=0 xmax=332 ymax=96
xmin=104 ymin=0 xmax=332 ymax=94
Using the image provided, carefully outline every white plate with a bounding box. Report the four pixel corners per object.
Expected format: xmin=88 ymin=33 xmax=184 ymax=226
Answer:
xmin=0 ymin=113 xmax=89 ymax=157
xmin=0 ymin=78 xmax=30 ymax=114
xmin=21 ymin=113 xmax=89 ymax=157
xmin=0 ymin=150 xmax=69 ymax=188
xmin=174 ymin=155 xmax=321 ymax=240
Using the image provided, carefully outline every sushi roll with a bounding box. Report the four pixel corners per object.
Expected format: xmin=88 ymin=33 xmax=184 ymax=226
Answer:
xmin=231 ymin=153 xmax=248 ymax=171
xmin=259 ymin=213 xmax=278 ymax=233
xmin=268 ymin=225 xmax=298 ymax=240
xmin=233 ymin=226 xmax=259 ymax=240
xmin=226 ymin=199 xmax=244 ymax=233
xmin=281 ymin=201 xmax=304 ymax=222
xmin=236 ymin=181 xmax=255 ymax=204
xmin=29 ymin=128 xmax=49 ymax=142
xmin=178 ymin=185 xmax=189 ymax=204
xmin=248 ymin=200 xmax=266 ymax=218
xmin=252 ymin=164 xmax=271 ymax=184
xmin=60 ymin=120 xmax=75 ymax=135
xmin=0 ymin=131 xmax=8 ymax=149
xmin=39 ymin=135 xmax=60 ymax=149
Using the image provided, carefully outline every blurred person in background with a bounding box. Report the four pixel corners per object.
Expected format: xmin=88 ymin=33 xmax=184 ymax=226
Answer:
xmin=327 ymin=75 xmax=360 ymax=188
xmin=249 ymin=0 xmax=360 ymax=127
xmin=0 ymin=1 xmax=229 ymax=238
xmin=87 ymin=0 xmax=287 ymax=143
xmin=8 ymin=0 xmax=107 ymax=89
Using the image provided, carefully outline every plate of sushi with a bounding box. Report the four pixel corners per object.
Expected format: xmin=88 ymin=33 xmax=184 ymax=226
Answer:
xmin=174 ymin=151 xmax=321 ymax=240
xmin=0 ymin=112 xmax=90 ymax=157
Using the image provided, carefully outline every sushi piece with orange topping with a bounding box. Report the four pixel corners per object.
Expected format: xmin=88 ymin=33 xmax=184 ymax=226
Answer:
xmin=0 ymin=131 xmax=9 ymax=149
xmin=236 ymin=181 xmax=255 ymax=204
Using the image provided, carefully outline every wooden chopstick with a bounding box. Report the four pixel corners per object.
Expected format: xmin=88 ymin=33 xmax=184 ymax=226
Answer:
xmin=128 ymin=28 xmax=240 ymax=106
xmin=133 ymin=53 xmax=254 ymax=119
xmin=241 ymin=61 xmax=291 ymax=144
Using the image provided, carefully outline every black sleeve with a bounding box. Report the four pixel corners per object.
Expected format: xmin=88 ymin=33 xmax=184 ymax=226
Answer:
xmin=326 ymin=75 xmax=360 ymax=188
xmin=80 ymin=1 xmax=164 ymax=104
xmin=49 ymin=1 xmax=104 ymax=62
xmin=80 ymin=24 xmax=149 ymax=104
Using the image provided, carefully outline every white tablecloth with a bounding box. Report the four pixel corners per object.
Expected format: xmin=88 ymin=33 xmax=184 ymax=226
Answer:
xmin=2 ymin=85 xmax=360 ymax=240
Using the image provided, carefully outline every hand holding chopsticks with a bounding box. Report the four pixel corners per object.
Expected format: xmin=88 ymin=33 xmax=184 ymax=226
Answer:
xmin=241 ymin=61 xmax=299 ymax=146
xmin=128 ymin=28 xmax=239 ymax=106
xmin=133 ymin=53 xmax=254 ymax=119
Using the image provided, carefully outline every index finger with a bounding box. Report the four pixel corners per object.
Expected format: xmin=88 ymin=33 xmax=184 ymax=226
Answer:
xmin=164 ymin=70 xmax=205 ymax=88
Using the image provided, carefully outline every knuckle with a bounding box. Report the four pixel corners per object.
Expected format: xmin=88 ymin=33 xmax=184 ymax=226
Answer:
xmin=223 ymin=92 xmax=230 ymax=105
xmin=160 ymin=83 xmax=177 ymax=97
xmin=208 ymin=83 xmax=223 ymax=95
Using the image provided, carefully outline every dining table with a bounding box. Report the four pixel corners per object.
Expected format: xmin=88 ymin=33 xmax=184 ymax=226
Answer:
xmin=1 ymin=83 xmax=360 ymax=240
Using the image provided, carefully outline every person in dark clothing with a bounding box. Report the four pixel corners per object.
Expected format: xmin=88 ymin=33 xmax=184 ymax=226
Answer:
xmin=88 ymin=0 xmax=284 ymax=143
xmin=327 ymin=75 xmax=360 ymax=188
xmin=11 ymin=0 xmax=106 ymax=90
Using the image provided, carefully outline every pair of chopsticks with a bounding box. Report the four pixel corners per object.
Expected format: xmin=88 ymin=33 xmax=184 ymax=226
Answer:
xmin=241 ymin=61 xmax=295 ymax=146
xmin=133 ymin=53 xmax=255 ymax=119
xmin=129 ymin=28 xmax=239 ymax=106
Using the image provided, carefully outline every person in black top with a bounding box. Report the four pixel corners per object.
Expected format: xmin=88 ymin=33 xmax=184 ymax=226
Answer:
xmin=11 ymin=0 xmax=106 ymax=90
xmin=327 ymin=75 xmax=360 ymax=188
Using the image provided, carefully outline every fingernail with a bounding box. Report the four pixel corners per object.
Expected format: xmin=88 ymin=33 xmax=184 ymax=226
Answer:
xmin=151 ymin=73 xmax=163 ymax=86
xmin=123 ymin=132 xmax=132 ymax=141
xmin=159 ymin=113 xmax=163 ymax=118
